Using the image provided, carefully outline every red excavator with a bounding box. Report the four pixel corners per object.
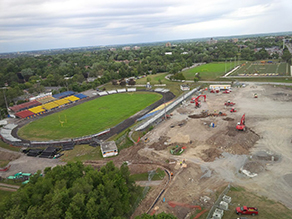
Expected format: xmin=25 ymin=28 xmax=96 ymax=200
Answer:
xmin=0 ymin=165 xmax=11 ymax=172
xmin=230 ymin=107 xmax=237 ymax=113
xmin=190 ymin=95 xmax=206 ymax=108
xmin=236 ymin=114 xmax=246 ymax=131
xmin=225 ymin=100 xmax=236 ymax=106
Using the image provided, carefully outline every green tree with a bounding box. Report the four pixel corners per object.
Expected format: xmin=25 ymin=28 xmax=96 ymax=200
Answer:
xmin=135 ymin=212 xmax=177 ymax=219
xmin=0 ymin=161 xmax=142 ymax=219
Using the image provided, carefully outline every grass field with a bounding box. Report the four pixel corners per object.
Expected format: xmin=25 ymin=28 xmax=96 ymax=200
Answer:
xmin=61 ymin=144 xmax=102 ymax=162
xmin=222 ymin=186 xmax=292 ymax=219
xmin=182 ymin=62 xmax=239 ymax=80
xmin=18 ymin=92 xmax=162 ymax=141
xmin=130 ymin=168 xmax=165 ymax=181
xmin=232 ymin=61 xmax=289 ymax=76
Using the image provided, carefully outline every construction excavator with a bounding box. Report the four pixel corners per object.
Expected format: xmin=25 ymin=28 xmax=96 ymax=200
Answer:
xmin=190 ymin=95 xmax=206 ymax=108
xmin=230 ymin=107 xmax=237 ymax=113
xmin=236 ymin=114 xmax=246 ymax=131
xmin=225 ymin=100 xmax=236 ymax=106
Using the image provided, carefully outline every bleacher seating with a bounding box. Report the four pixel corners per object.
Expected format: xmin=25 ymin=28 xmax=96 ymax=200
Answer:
xmin=74 ymin=93 xmax=87 ymax=99
xmin=15 ymin=110 xmax=35 ymax=119
xmin=9 ymin=100 xmax=41 ymax=112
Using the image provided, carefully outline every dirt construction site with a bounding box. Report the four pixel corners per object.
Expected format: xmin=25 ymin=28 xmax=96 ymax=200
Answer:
xmin=126 ymin=83 xmax=292 ymax=218
xmin=2 ymin=83 xmax=292 ymax=218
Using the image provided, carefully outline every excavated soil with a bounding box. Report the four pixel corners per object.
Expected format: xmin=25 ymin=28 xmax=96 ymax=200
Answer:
xmin=0 ymin=151 xmax=20 ymax=161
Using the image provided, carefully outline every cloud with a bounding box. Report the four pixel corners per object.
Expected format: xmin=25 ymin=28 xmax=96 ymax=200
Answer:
xmin=0 ymin=0 xmax=291 ymax=52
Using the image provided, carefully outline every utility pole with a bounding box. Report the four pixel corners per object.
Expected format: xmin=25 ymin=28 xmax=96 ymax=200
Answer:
xmin=3 ymin=88 xmax=9 ymax=110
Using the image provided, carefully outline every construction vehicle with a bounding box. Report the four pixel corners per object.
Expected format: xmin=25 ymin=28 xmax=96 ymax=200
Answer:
xmin=225 ymin=100 xmax=236 ymax=106
xmin=230 ymin=107 xmax=237 ymax=113
xmin=236 ymin=206 xmax=258 ymax=216
xmin=223 ymin=90 xmax=231 ymax=94
xmin=236 ymin=114 xmax=246 ymax=131
xmin=210 ymin=89 xmax=219 ymax=93
xmin=0 ymin=165 xmax=11 ymax=172
xmin=190 ymin=95 xmax=206 ymax=108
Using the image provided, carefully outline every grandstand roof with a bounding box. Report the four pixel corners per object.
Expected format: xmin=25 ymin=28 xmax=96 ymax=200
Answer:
xmin=53 ymin=91 xmax=75 ymax=99
xmin=74 ymin=93 xmax=87 ymax=99
xmin=54 ymin=98 xmax=70 ymax=106
xmin=64 ymin=95 xmax=80 ymax=102
xmin=29 ymin=105 xmax=45 ymax=114
xmin=9 ymin=100 xmax=41 ymax=112
xmin=36 ymin=96 xmax=56 ymax=104
xmin=15 ymin=110 xmax=35 ymax=118
xmin=42 ymin=102 xmax=59 ymax=110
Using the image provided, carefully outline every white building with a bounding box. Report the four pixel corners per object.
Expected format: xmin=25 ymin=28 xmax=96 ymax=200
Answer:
xmin=100 ymin=141 xmax=118 ymax=158
xmin=209 ymin=84 xmax=231 ymax=91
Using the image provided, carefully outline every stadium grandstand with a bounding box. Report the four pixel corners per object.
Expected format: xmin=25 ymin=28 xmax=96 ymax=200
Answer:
xmin=53 ymin=91 xmax=75 ymax=99
xmin=36 ymin=96 xmax=56 ymax=104
xmin=8 ymin=92 xmax=88 ymax=119
xmin=9 ymin=100 xmax=41 ymax=112
xmin=54 ymin=98 xmax=70 ymax=107
xmin=74 ymin=93 xmax=87 ymax=99
xmin=28 ymin=105 xmax=45 ymax=115
xmin=42 ymin=101 xmax=59 ymax=111
xmin=15 ymin=110 xmax=35 ymax=119
xmin=63 ymin=95 xmax=80 ymax=103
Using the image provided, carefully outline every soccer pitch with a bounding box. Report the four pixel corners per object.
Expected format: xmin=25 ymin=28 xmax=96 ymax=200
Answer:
xmin=232 ymin=61 xmax=289 ymax=76
xmin=18 ymin=92 xmax=162 ymax=141
xmin=183 ymin=62 xmax=238 ymax=80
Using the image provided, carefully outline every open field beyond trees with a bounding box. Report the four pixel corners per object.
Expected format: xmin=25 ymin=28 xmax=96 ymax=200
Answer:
xmin=18 ymin=92 xmax=162 ymax=141
xmin=232 ymin=60 xmax=289 ymax=76
xmin=182 ymin=62 xmax=239 ymax=80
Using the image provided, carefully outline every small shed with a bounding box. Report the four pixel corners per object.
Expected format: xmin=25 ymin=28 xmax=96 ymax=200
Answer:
xmin=180 ymin=84 xmax=190 ymax=91
xmin=100 ymin=141 xmax=118 ymax=158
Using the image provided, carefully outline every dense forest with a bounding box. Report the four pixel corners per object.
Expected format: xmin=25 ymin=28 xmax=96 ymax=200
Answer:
xmin=0 ymin=161 xmax=145 ymax=219
xmin=0 ymin=35 xmax=291 ymax=119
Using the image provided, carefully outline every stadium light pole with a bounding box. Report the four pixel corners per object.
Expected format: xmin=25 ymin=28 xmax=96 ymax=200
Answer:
xmin=164 ymin=93 xmax=167 ymax=120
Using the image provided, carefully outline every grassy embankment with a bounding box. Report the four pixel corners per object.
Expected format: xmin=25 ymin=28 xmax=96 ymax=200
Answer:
xmin=216 ymin=186 xmax=292 ymax=219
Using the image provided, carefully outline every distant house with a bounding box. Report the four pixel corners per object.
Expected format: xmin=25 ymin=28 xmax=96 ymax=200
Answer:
xmin=207 ymin=38 xmax=217 ymax=45
xmin=165 ymin=52 xmax=172 ymax=55
xmin=87 ymin=77 xmax=97 ymax=82
xmin=109 ymin=48 xmax=116 ymax=51
xmin=165 ymin=42 xmax=171 ymax=47
xmin=133 ymin=46 xmax=140 ymax=50
xmin=122 ymin=46 xmax=131 ymax=51
xmin=100 ymin=141 xmax=118 ymax=158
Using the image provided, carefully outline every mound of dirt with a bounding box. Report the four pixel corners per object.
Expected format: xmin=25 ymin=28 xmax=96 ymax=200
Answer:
xmin=201 ymin=148 xmax=222 ymax=162
xmin=149 ymin=136 xmax=170 ymax=150
xmin=206 ymin=126 xmax=260 ymax=155
xmin=243 ymin=161 xmax=266 ymax=174
xmin=254 ymin=151 xmax=280 ymax=161
xmin=223 ymin=117 xmax=234 ymax=121
xmin=0 ymin=151 xmax=20 ymax=161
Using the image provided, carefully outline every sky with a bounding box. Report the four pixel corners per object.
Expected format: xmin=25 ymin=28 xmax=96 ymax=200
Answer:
xmin=0 ymin=0 xmax=291 ymax=53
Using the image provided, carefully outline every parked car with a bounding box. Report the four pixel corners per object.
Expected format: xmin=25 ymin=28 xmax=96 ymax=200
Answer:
xmin=236 ymin=206 xmax=258 ymax=216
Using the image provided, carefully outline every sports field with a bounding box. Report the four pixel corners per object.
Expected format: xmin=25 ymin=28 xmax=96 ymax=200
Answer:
xmin=182 ymin=62 xmax=238 ymax=80
xmin=18 ymin=92 xmax=162 ymax=141
xmin=231 ymin=61 xmax=289 ymax=76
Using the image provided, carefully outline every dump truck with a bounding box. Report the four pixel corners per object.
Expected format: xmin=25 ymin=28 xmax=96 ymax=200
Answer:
xmin=236 ymin=206 xmax=258 ymax=216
